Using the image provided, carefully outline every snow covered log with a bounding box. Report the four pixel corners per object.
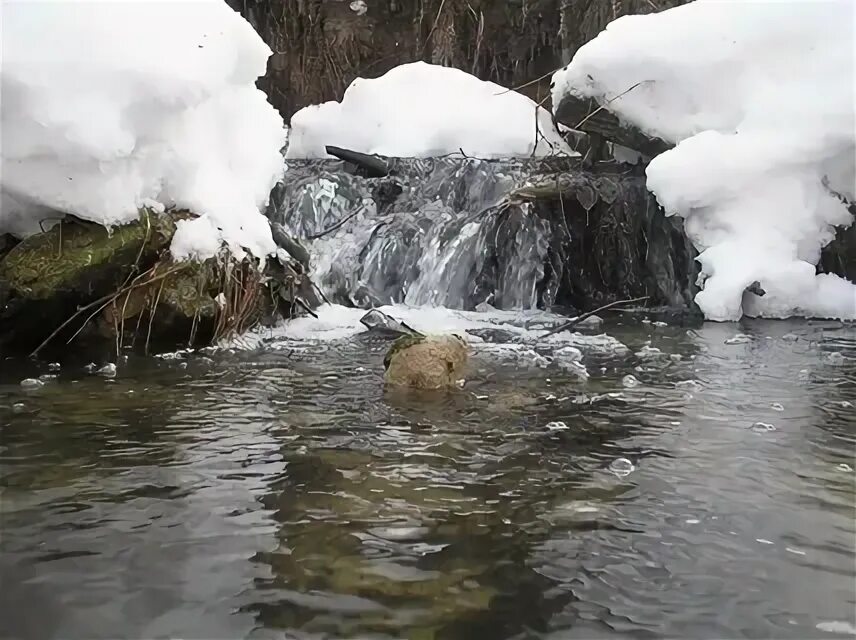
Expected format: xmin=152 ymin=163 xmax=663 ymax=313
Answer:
xmin=552 ymin=92 xmax=671 ymax=158
xmin=552 ymin=0 xmax=856 ymax=320
xmin=285 ymin=62 xmax=574 ymax=159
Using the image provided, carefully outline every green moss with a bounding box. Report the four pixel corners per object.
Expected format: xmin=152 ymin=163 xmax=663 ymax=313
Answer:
xmin=158 ymin=260 xmax=219 ymax=319
xmin=0 ymin=210 xmax=175 ymax=300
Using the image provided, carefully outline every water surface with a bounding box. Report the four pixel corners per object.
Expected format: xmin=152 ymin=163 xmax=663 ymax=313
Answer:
xmin=2 ymin=308 xmax=854 ymax=639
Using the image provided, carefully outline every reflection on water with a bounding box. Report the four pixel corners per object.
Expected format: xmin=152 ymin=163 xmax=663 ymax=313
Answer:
xmin=1 ymin=313 xmax=854 ymax=640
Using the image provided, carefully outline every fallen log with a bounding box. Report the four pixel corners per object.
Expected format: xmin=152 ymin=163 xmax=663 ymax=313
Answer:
xmin=553 ymin=91 xmax=671 ymax=158
xmin=325 ymin=145 xmax=390 ymax=178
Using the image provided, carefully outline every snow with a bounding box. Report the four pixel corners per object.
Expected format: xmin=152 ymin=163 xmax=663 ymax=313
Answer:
xmin=551 ymin=0 xmax=856 ymax=321
xmin=286 ymin=62 xmax=575 ymax=159
xmin=1 ymin=0 xmax=287 ymax=261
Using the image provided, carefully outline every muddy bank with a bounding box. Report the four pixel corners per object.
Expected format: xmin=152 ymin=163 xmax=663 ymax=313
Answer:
xmin=229 ymin=0 xmax=691 ymax=119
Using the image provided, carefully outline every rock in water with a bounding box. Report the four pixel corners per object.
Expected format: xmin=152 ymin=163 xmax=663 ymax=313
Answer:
xmin=384 ymin=334 xmax=468 ymax=389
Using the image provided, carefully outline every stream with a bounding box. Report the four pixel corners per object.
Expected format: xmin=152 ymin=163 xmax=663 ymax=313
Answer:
xmin=1 ymin=306 xmax=854 ymax=639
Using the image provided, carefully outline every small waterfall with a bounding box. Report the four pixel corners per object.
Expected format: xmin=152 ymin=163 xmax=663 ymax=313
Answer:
xmin=267 ymin=157 xmax=557 ymax=311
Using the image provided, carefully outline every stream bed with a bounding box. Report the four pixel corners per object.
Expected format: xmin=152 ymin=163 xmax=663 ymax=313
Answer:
xmin=1 ymin=307 xmax=854 ymax=639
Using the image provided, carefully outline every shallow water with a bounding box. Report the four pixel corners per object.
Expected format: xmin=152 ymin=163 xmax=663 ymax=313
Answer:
xmin=1 ymin=307 xmax=855 ymax=640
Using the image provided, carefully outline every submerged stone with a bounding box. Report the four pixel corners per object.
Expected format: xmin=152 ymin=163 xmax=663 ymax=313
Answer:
xmin=384 ymin=333 xmax=469 ymax=389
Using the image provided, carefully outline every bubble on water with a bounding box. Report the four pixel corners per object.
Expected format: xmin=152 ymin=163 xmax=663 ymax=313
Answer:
xmin=751 ymin=422 xmax=777 ymax=433
xmin=670 ymin=353 xmax=683 ymax=362
xmin=356 ymin=366 xmax=366 ymax=372
xmin=609 ymin=458 xmax=635 ymax=477
xmin=622 ymin=374 xmax=641 ymax=388
xmin=97 ymin=363 xmax=117 ymax=378
xmin=836 ymin=463 xmax=853 ymax=473
xmin=755 ymin=538 xmax=774 ymax=545
xmin=675 ymin=380 xmax=703 ymax=391
xmin=816 ymin=621 xmax=856 ymax=635
xmin=785 ymin=547 xmax=806 ymax=556
xmin=838 ymin=401 xmax=853 ymax=409
xmin=545 ymin=421 xmax=569 ymax=431
xmin=38 ymin=374 xmax=56 ymax=382
xmin=84 ymin=362 xmax=97 ymax=373
xmin=782 ymin=333 xmax=799 ymax=342
xmin=797 ymin=369 xmax=810 ymax=381
xmin=652 ymin=321 xmax=668 ymax=327
xmin=770 ymin=402 xmax=785 ymax=411
xmin=824 ymin=351 xmax=846 ymax=365
xmin=725 ymin=333 xmax=752 ymax=345
xmin=12 ymin=402 xmax=26 ymax=413
xmin=543 ymin=393 xmax=557 ymax=401
xmin=177 ymin=362 xmax=188 ymax=370
xmin=20 ymin=378 xmax=44 ymax=389
xmin=685 ymin=518 xmax=700 ymax=524
xmin=47 ymin=362 xmax=61 ymax=372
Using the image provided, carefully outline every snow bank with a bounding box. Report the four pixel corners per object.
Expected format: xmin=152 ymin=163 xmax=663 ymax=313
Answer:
xmin=552 ymin=0 xmax=856 ymax=320
xmin=1 ymin=0 xmax=286 ymax=261
xmin=286 ymin=62 xmax=574 ymax=159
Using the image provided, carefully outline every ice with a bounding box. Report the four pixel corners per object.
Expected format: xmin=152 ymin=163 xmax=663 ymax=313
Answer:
xmin=286 ymin=62 xmax=574 ymax=159
xmin=552 ymin=0 xmax=856 ymax=320
xmin=19 ymin=378 xmax=43 ymax=389
xmin=816 ymin=621 xmax=856 ymax=636
xmin=97 ymin=363 xmax=117 ymax=378
xmin=724 ymin=334 xmax=752 ymax=345
xmin=545 ymin=421 xmax=569 ymax=432
xmin=635 ymin=345 xmax=664 ymax=359
xmin=770 ymin=402 xmax=785 ymax=412
xmin=1 ymin=0 xmax=286 ymax=261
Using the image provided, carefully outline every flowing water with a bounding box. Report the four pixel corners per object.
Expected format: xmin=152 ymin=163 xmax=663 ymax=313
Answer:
xmin=2 ymin=305 xmax=855 ymax=640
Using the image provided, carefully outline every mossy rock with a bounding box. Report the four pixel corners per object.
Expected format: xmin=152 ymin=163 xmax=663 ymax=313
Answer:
xmin=384 ymin=333 xmax=469 ymax=389
xmin=0 ymin=210 xmax=176 ymax=300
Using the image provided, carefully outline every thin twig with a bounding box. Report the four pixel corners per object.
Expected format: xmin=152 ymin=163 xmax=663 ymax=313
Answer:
xmin=293 ymin=297 xmax=319 ymax=318
xmin=422 ymin=0 xmax=447 ymax=56
xmin=306 ymin=206 xmax=365 ymax=240
xmin=574 ymin=81 xmax=648 ymax=130
xmin=312 ymin=281 xmax=332 ymax=305
xmin=494 ymin=68 xmax=558 ymax=96
xmin=539 ymin=296 xmax=649 ymax=340
xmin=30 ymin=265 xmax=187 ymax=356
